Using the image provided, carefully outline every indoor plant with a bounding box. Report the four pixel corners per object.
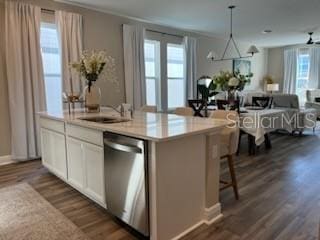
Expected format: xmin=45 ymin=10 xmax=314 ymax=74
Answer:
xmin=71 ymin=50 xmax=115 ymax=112
xmin=197 ymin=76 xmax=218 ymax=102
xmin=212 ymin=70 xmax=253 ymax=100
xmin=71 ymin=50 xmax=108 ymax=92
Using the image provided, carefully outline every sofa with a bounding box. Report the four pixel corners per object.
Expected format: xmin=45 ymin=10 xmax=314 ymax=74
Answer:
xmin=305 ymin=89 xmax=320 ymax=118
xmin=271 ymin=93 xmax=299 ymax=109
xmin=240 ymin=90 xmax=267 ymax=107
xmin=271 ymin=93 xmax=317 ymax=134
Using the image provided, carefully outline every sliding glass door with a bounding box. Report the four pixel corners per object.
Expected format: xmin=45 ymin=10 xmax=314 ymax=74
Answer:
xmin=167 ymin=44 xmax=185 ymax=109
xmin=144 ymin=33 xmax=186 ymax=112
xmin=144 ymin=40 xmax=161 ymax=107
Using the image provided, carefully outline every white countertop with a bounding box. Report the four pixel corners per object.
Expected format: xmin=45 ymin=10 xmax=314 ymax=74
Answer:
xmin=38 ymin=108 xmax=228 ymax=142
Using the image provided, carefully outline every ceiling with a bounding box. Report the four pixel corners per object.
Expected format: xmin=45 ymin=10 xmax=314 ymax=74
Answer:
xmin=61 ymin=0 xmax=320 ymax=48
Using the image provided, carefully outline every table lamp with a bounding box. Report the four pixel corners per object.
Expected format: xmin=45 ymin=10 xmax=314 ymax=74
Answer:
xmin=267 ymin=83 xmax=279 ymax=94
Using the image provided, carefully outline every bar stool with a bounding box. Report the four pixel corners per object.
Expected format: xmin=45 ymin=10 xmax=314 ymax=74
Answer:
xmin=210 ymin=110 xmax=240 ymax=200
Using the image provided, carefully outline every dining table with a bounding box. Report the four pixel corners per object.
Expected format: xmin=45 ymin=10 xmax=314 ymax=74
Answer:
xmin=205 ymin=105 xmax=293 ymax=154
xmin=239 ymin=108 xmax=293 ymax=154
xmin=239 ymin=108 xmax=292 ymax=144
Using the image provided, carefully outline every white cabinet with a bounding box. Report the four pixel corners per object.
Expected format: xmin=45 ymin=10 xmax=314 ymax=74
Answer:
xmin=40 ymin=128 xmax=53 ymax=168
xmin=66 ymin=136 xmax=105 ymax=207
xmin=40 ymin=128 xmax=67 ymax=180
xmin=66 ymin=137 xmax=85 ymax=190
xmin=52 ymin=131 xmax=68 ymax=179
xmin=83 ymin=142 xmax=105 ymax=205
xmin=40 ymin=117 xmax=106 ymax=208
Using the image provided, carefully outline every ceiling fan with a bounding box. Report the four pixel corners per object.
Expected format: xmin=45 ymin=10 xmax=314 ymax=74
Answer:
xmin=306 ymin=32 xmax=320 ymax=45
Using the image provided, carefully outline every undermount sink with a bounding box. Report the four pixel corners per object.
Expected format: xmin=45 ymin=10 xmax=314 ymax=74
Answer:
xmin=78 ymin=116 xmax=130 ymax=124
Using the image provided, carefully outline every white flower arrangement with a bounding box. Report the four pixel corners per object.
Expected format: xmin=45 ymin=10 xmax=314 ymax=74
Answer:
xmin=228 ymin=77 xmax=240 ymax=87
xmin=71 ymin=50 xmax=118 ymax=92
xmin=212 ymin=70 xmax=253 ymax=91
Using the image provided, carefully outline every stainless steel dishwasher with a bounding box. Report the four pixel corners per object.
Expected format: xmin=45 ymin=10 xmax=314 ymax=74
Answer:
xmin=103 ymin=132 xmax=149 ymax=237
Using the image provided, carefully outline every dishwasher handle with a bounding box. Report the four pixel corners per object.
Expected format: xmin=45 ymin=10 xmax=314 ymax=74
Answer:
xmin=104 ymin=139 xmax=142 ymax=154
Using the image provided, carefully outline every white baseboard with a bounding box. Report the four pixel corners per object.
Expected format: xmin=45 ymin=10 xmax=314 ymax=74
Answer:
xmin=0 ymin=155 xmax=14 ymax=166
xmin=170 ymin=203 xmax=223 ymax=240
xmin=204 ymin=203 xmax=223 ymax=225
xmin=170 ymin=220 xmax=205 ymax=240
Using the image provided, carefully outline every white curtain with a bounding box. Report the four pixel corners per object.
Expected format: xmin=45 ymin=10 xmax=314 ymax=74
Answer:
xmin=308 ymin=47 xmax=320 ymax=89
xmin=5 ymin=1 xmax=46 ymax=160
xmin=283 ymin=48 xmax=298 ymax=94
xmin=55 ymin=11 xmax=83 ymax=94
xmin=184 ymin=36 xmax=198 ymax=100
xmin=123 ymin=24 xmax=146 ymax=110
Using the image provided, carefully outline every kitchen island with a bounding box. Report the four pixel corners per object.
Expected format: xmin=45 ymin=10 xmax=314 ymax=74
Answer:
xmin=38 ymin=108 xmax=228 ymax=240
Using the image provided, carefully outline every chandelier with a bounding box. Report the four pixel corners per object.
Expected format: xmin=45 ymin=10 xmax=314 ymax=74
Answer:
xmin=207 ymin=5 xmax=259 ymax=62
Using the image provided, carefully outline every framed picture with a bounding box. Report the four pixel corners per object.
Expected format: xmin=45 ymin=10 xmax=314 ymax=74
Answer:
xmin=233 ymin=59 xmax=251 ymax=76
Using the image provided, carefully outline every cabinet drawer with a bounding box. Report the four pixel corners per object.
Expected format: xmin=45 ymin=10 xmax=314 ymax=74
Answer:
xmin=66 ymin=124 xmax=103 ymax=146
xmin=40 ymin=117 xmax=65 ymax=134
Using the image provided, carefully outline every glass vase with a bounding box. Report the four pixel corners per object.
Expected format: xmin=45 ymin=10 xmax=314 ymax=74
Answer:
xmin=84 ymin=82 xmax=101 ymax=113
xmin=226 ymin=89 xmax=238 ymax=101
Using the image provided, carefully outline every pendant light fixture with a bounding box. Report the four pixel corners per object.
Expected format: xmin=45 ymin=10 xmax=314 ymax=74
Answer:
xmin=207 ymin=5 xmax=259 ymax=62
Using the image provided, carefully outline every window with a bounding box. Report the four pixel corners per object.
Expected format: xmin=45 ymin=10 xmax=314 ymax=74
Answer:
xmin=296 ymin=52 xmax=310 ymax=105
xmin=144 ymin=40 xmax=160 ymax=106
xmin=167 ymin=44 xmax=185 ymax=109
xmin=40 ymin=22 xmax=62 ymax=112
xmin=144 ymin=36 xmax=185 ymax=112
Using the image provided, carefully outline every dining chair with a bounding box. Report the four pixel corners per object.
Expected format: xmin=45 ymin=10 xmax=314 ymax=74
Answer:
xmin=188 ymin=99 xmax=207 ymax=117
xmin=252 ymin=96 xmax=271 ymax=108
xmin=210 ymin=110 xmax=240 ymax=200
xmin=174 ymin=107 xmax=194 ymax=116
xmin=140 ymin=105 xmax=157 ymax=113
xmin=216 ymin=99 xmax=240 ymax=113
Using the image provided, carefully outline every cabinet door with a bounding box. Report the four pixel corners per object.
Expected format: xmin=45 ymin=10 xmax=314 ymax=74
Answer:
xmin=83 ymin=142 xmax=105 ymax=205
xmin=40 ymin=128 xmax=53 ymax=169
xmin=51 ymin=131 xmax=67 ymax=180
xmin=66 ymin=137 xmax=85 ymax=190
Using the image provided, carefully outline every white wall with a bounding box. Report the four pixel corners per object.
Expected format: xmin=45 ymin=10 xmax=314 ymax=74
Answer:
xmin=267 ymin=47 xmax=285 ymax=91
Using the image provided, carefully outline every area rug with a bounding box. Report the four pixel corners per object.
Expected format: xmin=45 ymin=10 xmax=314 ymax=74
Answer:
xmin=0 ymin=183 xmax=89 ymax=240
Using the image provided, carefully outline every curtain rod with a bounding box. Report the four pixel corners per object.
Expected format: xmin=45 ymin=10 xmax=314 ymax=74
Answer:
xmin=146 ymin=29 xmax=183 ymax=38
xmin=41 ymin=8 xmax=55 ymax=14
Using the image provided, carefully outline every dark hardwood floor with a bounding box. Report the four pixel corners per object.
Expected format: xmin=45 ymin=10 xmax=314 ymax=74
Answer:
xmin=1 ymin=131 xmax=320 ymax=240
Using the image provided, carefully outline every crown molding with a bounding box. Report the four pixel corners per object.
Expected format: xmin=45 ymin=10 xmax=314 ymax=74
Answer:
xmin=54 ymin=0 xmax=167 ymax=25
xmin=53 ymin=0 xmax=229 ymax=41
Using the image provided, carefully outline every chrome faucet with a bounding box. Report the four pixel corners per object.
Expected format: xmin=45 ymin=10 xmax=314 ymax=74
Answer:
xmin=106 ymin=104 xmax=133 ymax=118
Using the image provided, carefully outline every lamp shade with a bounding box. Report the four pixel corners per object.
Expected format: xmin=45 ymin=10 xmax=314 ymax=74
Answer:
xmin=247 ymin=45 xmax=259 ymax=55
xmin=267 ymin=83 xmax=279 ymax=92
